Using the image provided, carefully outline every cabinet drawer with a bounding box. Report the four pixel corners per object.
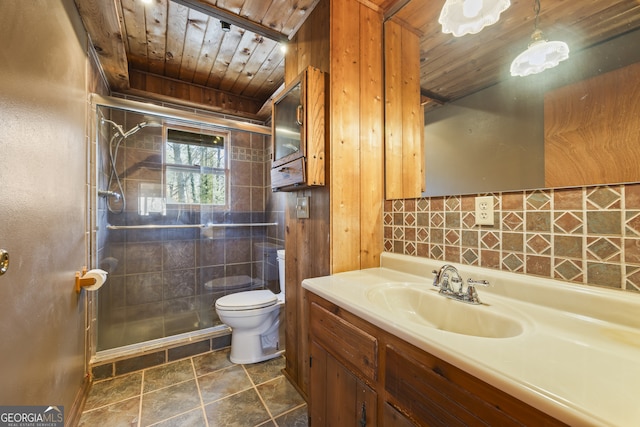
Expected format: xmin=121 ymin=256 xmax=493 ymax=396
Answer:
xmin=271 ymin=157 xmax=305 ymax=191
xmin=310 ymin=301 xmax=377 ymax=383
xmin=385 ymin=344 xmax=565 ymax=427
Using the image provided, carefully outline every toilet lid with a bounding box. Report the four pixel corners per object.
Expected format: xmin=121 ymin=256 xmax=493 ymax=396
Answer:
xmin=215 ymin=290 xmax=277 ymax=310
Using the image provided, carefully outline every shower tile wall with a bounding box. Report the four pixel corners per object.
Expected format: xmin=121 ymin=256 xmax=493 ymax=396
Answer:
xmin=97 ymin=110 xmax=285 ymax=351
xmin=384 ymin=184 xmax=640 ymax=293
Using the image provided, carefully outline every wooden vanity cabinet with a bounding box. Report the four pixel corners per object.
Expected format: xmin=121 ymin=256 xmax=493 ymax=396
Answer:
xmin=307 ymin=292 xmax=567 ymax=427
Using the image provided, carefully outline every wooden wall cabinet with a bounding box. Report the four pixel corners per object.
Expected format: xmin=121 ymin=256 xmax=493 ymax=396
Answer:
xmin=307 ymin=291 xmax=567 ymax=427
xmin=271 ymin=66 xmax=326 ymax=191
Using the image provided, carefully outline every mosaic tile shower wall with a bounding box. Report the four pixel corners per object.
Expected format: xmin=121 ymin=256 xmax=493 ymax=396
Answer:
xmin=384 ymin=184 xmax=640 ymax=292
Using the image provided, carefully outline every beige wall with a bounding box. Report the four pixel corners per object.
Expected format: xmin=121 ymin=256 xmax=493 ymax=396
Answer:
xmin=0 ymin=0 xmax=94 ymax=415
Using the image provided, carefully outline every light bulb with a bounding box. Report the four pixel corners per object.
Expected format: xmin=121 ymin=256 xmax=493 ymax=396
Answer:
xmin=510 ymin=38 xmax=570 ymax=77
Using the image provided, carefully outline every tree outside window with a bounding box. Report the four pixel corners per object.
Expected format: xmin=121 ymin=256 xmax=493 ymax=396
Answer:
xmin=165 ymin=128 xmax=227 ymax=206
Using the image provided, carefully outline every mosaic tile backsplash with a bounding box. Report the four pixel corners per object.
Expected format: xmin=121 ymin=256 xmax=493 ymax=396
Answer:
xmin=384 ymin=184 xmax=640 ymax=292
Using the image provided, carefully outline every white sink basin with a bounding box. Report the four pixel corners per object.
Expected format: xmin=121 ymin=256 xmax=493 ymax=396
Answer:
xmin=366 ymin=283 xmax=524 ymax=338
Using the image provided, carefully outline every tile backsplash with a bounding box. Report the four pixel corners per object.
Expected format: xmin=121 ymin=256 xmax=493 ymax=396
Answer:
xmin=384 ymin=184 xmax=640 ymax=292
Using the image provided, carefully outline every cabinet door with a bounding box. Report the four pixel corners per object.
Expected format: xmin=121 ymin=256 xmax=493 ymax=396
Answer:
xmin=310 ymin=341 xmax=377 ymax=426
xmin=383 ymin=402 xmax=417 ymax=427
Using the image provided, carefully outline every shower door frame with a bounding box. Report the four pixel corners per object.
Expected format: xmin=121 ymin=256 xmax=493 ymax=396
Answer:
xmin=89 ymin=94 xmax=273 ymax=363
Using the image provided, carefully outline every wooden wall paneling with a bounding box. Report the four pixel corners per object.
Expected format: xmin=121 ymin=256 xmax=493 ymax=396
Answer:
xmin=294 ymin=190 xmax=312 ymax=398
xmin=282 ymin=0 xmax=385 ymax=397
xmin=544 ymin=62 xmax=640 ymax=188
xmin=302 ymin=187 xmax=330 ymax=395
xmin=284 ymin=40 xmax=300 ymax=85
xmin=400 ymin=25 xmax=423 ymax=196
xmin=289 ymin=0 xmax=330 ymax=77
xmin=384 ymin=20 xmax=404 ymax=199
xmin=384 ymin=20 xmax=424 ymax=199
xmin=359 ymin=4 xmax=384 ymax=269
xmin=284 ymin=193 xmax=300 ymax=390
xmin=283 ymin=188 xmax=330 ymax=400
xmin=282 ymin=0 xmax=331 ymax=397
xmin=330 ymin=0 xmax=363 ymax=274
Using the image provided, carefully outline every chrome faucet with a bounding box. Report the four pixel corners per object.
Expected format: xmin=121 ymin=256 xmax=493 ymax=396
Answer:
xmin=432 ymin=264 xmax=489 ymax=305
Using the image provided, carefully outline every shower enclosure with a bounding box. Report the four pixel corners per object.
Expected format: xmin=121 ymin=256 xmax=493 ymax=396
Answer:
xmin=93 ymin=96 xmax=284 ymax=353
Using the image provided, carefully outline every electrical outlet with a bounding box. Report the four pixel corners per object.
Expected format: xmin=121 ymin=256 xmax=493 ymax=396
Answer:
xmin=475 ymin=196 xmax=494 ymax=226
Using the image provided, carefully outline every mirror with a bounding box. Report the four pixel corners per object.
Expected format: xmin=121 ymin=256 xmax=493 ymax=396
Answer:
xmin=390 ymin=1 xmax=640 ymax=197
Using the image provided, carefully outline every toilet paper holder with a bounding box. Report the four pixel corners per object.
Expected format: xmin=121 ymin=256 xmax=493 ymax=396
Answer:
xmin=75 ymin=267 xmax=92 ymax=293
xmin=75 ymin=267 xmax=106 ymax=293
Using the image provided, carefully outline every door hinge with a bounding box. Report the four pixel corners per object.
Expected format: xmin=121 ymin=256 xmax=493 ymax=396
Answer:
xmin=309 ymin=355 xmax=313 ymax=367
xmin=360 ymin=402 xmax=367 ymax=427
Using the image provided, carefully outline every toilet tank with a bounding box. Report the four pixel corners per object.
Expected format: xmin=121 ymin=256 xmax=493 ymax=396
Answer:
xmin=253 ymin=242 xmax=281 ymax=283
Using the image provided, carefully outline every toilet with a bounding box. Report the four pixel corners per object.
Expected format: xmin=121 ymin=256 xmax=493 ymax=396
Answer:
xmin=215 ymin=249 xmax=285 ymax=364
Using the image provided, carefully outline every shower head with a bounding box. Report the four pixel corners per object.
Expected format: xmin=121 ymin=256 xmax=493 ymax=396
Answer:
xmin=101 ymin=117 xmax=163 ymax=138
xmin=122 ymin=119 xmax=163 ymax=138
xmin=142 ymin=119 xmax=163 ymax=128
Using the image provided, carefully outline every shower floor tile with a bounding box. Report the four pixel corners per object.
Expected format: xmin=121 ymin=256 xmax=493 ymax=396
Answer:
xmin=79 ymin=349 xmax=307 ymax=427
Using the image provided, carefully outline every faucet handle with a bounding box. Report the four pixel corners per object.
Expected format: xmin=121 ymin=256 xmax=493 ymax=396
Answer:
xmin=465 ymin=278 xmax=489 ymax=304
xmin=467 ymin=278 xmax=489 ymax=287
xmin=431 ymin=269 xmax=440 ymax=287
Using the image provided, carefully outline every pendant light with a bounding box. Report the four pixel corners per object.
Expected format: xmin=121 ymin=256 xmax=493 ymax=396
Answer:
xmin=510 ymin=0 xmax=569 ymax=77
xmin=439 ymin=0 xmax=511 ymax=37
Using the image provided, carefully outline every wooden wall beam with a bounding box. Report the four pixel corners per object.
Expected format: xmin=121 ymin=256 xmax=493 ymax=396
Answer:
xmin=127 ymin=69 xmax=264 ymax=119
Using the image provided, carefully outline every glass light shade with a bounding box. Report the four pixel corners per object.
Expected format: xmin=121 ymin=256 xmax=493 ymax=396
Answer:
xmin=439 ymin=0 xmax=511 ymax=37
xmin=510 ymin=30 xmax=570 ymax=77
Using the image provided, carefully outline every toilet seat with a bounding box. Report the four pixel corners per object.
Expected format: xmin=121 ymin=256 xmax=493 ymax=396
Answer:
xmin=215 ymin=290 xmax=277 ymax=311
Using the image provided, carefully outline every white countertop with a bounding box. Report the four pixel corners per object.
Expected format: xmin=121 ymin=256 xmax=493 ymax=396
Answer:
xmin=302 ymin=253 xmax=640 ymax=427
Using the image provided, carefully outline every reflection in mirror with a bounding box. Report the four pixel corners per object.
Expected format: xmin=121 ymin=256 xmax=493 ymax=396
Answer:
xmin=422 ymin=28 xmax=640 ymax=197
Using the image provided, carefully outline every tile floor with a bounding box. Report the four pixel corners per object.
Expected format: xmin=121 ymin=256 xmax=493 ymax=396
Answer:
xmin=79 ymin=348 xmax=307 ymax=427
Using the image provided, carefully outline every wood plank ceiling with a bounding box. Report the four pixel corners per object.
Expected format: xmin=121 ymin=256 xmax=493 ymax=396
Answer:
xmin=392 ymin=0 xmax=640 ymax=111
xmin=75 ymin=0 xmax=640 ymax=120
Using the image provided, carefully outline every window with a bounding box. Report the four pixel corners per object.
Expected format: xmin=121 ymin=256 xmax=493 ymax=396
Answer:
xmin=165 ymin=128 xmax=227 ymax=206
